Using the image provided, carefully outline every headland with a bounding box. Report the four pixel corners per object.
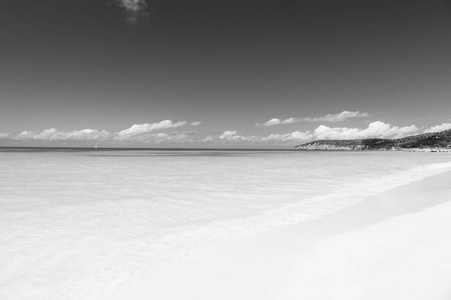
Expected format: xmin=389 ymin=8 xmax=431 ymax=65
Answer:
xmin=295 ymin=129 xmax=451 ymax=151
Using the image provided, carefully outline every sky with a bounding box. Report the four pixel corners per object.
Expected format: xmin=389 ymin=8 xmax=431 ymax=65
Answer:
xmin=1 ymin=0 xmax=451 ymax=148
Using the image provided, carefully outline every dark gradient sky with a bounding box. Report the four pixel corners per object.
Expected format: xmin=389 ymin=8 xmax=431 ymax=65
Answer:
xmin=1 ymin=0 xmax=451 ymax=147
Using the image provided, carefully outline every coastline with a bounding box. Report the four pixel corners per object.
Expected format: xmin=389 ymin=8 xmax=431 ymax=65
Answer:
xmin=295 ymin=144 xmax=451 ymax=152
xmin=101 ymin=171 xmax=451 ymax=300
xmin=294 ymin=129 xmax=451 ymax=151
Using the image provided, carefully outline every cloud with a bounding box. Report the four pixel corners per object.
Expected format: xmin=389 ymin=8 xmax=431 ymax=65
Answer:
xmin=219 ymin=130 xmax=237 ymax=139
xmin=256 ymin=118 xmax=282 ymax=127
xmin=116 ymin=132 xmax=193 ymax=144
xmin=424 ymin=123 xmax=451 ymax=133
xmin=204 ymin=130 xmax=312 ymax=144
xmin=0 ymin=120 xmax=193 ymax=144
xmin=256 ymin=111 xmax=369 ymax=127
xmin=61 ymin=129 xmax=111 ymax=141
xmin=205 ymin=121 xmax=418 ymax=145
xmin=260 ymin=131 xmax=313 ymax=143
xmin=190 ymin=121 xmax=202 ymax=127
xmin=314 ymin=121 xmax=418 ymax=140
xmin=305 ymin=111 xmax=369 ymax=122
xmin=115 ymin=120 xmax=187 ymax=140
xmin=13 ymin=128 xmax=112 ymax=141
xmin=204 ymin=131 xmax=259 ymax=143
xmin=219 ymin=130 xmax=244 ymax=141
xmin=0 ymin=132 xmax=11 ymax=139
xmin=280 ymin=117 xmax=298 ymax=124
xmin=218 ymin=130 xmax=246 ymax=142
xmin=0 ymin=120 xmax=427 ymax=146
xmin=115 ymin=0 xmax=148 ymax=24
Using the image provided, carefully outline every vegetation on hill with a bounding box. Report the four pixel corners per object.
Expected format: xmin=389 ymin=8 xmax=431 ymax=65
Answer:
xmin=295 ymin=129 xmax=451 ymax=150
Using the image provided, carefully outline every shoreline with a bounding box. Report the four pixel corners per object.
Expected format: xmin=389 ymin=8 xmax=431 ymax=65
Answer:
xmin=101 ymin=171 xmax=451 ymax=300
xmin=295 ymin=145 xmax=451 ymax=152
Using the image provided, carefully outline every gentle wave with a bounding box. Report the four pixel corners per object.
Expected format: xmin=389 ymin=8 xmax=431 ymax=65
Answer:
xmin=126 ymin=160 xmax=451 ymax=280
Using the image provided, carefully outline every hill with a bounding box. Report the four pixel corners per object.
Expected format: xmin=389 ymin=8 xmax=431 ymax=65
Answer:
xmin=294 ymin=129 xmax=451 ymax=151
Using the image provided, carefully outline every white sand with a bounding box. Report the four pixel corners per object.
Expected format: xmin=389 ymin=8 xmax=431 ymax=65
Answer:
xmin=102 ymin=171 xmax=451 ymax=300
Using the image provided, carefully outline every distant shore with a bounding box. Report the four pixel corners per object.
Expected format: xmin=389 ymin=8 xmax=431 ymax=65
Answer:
xmin=295 ymin=143 xmax=451 ymax=152
xmin=399 ymin=147 xmax=451 ymax=152
xmin=295 ymin=129 xmax=451 ymax=151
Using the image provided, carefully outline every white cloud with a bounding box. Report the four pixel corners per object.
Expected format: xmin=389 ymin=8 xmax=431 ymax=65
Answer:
xmin=15 ymin=131 xmax=35 ymax=140
xmin=1 ymin=119 xmax=426 ymax=146
xmin=190 ymin=121 xmax=202 ymax=127
xmin=256 ymin=118 xmax=282 ymax=127
xmin=207 ymin=121 xmax=419 ymax=146
xmin=0 ymin=132 xmax=11 ymax=139
xmin=115 ymin=0 xmax=148 ymax=24
xmin=314 ymin=121 xmax=418 ymax=140
xmin=219 ymin=131 xmax=259 ymax=142
xmin=260 ymin=131 xmax=313 ymax=143
xmin=115 ymin=120 xmax=187 ymax=140
xmin=257 ymin=111 xmax=369 ymax=127
xmin=305 ymin=111 xmax=369 ymax=122
xmin=118 ymin=132 xmax=193 ymax=144
xmin=204 ymin=130 xmax=312 ymax=144
xmin=1 ymin=120 xmax=192 ymax=144
xmin=67 ymin=129 xmax=111 ymax=141
xmin=204 ymin=131 xmax=260 ymax=143
xmin=424 ymin=123 xmax=451 ymax=133
xmin=13 ymin=128 xmax=111 ymax=141
xmin=281 ymin=117 xmax=298 ymax=124
xmin=219 ymin=130 xmax=239 ymax=140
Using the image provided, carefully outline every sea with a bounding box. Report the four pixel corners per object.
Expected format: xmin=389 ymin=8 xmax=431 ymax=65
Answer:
xmin=1 ymin=148 xmax=451 ymax=299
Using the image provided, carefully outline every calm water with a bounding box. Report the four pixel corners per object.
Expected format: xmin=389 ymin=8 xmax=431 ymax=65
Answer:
xmin=1 ymin=149 xmax=451 ymax=299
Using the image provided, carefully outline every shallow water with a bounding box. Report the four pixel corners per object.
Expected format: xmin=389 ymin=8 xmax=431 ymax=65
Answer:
xmin=1 ymin=149 xmax=450 ymax=299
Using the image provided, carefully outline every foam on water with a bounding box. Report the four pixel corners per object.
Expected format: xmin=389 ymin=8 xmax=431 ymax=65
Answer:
xmin=1 ymin=149 xmax=450 ymax=299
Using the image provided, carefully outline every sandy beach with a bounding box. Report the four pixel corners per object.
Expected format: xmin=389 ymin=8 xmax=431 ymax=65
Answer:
xmin=3 ymin=1 xmax=451 ymax=299
xmin=102 ymin=171 xmax=451 ymax=300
